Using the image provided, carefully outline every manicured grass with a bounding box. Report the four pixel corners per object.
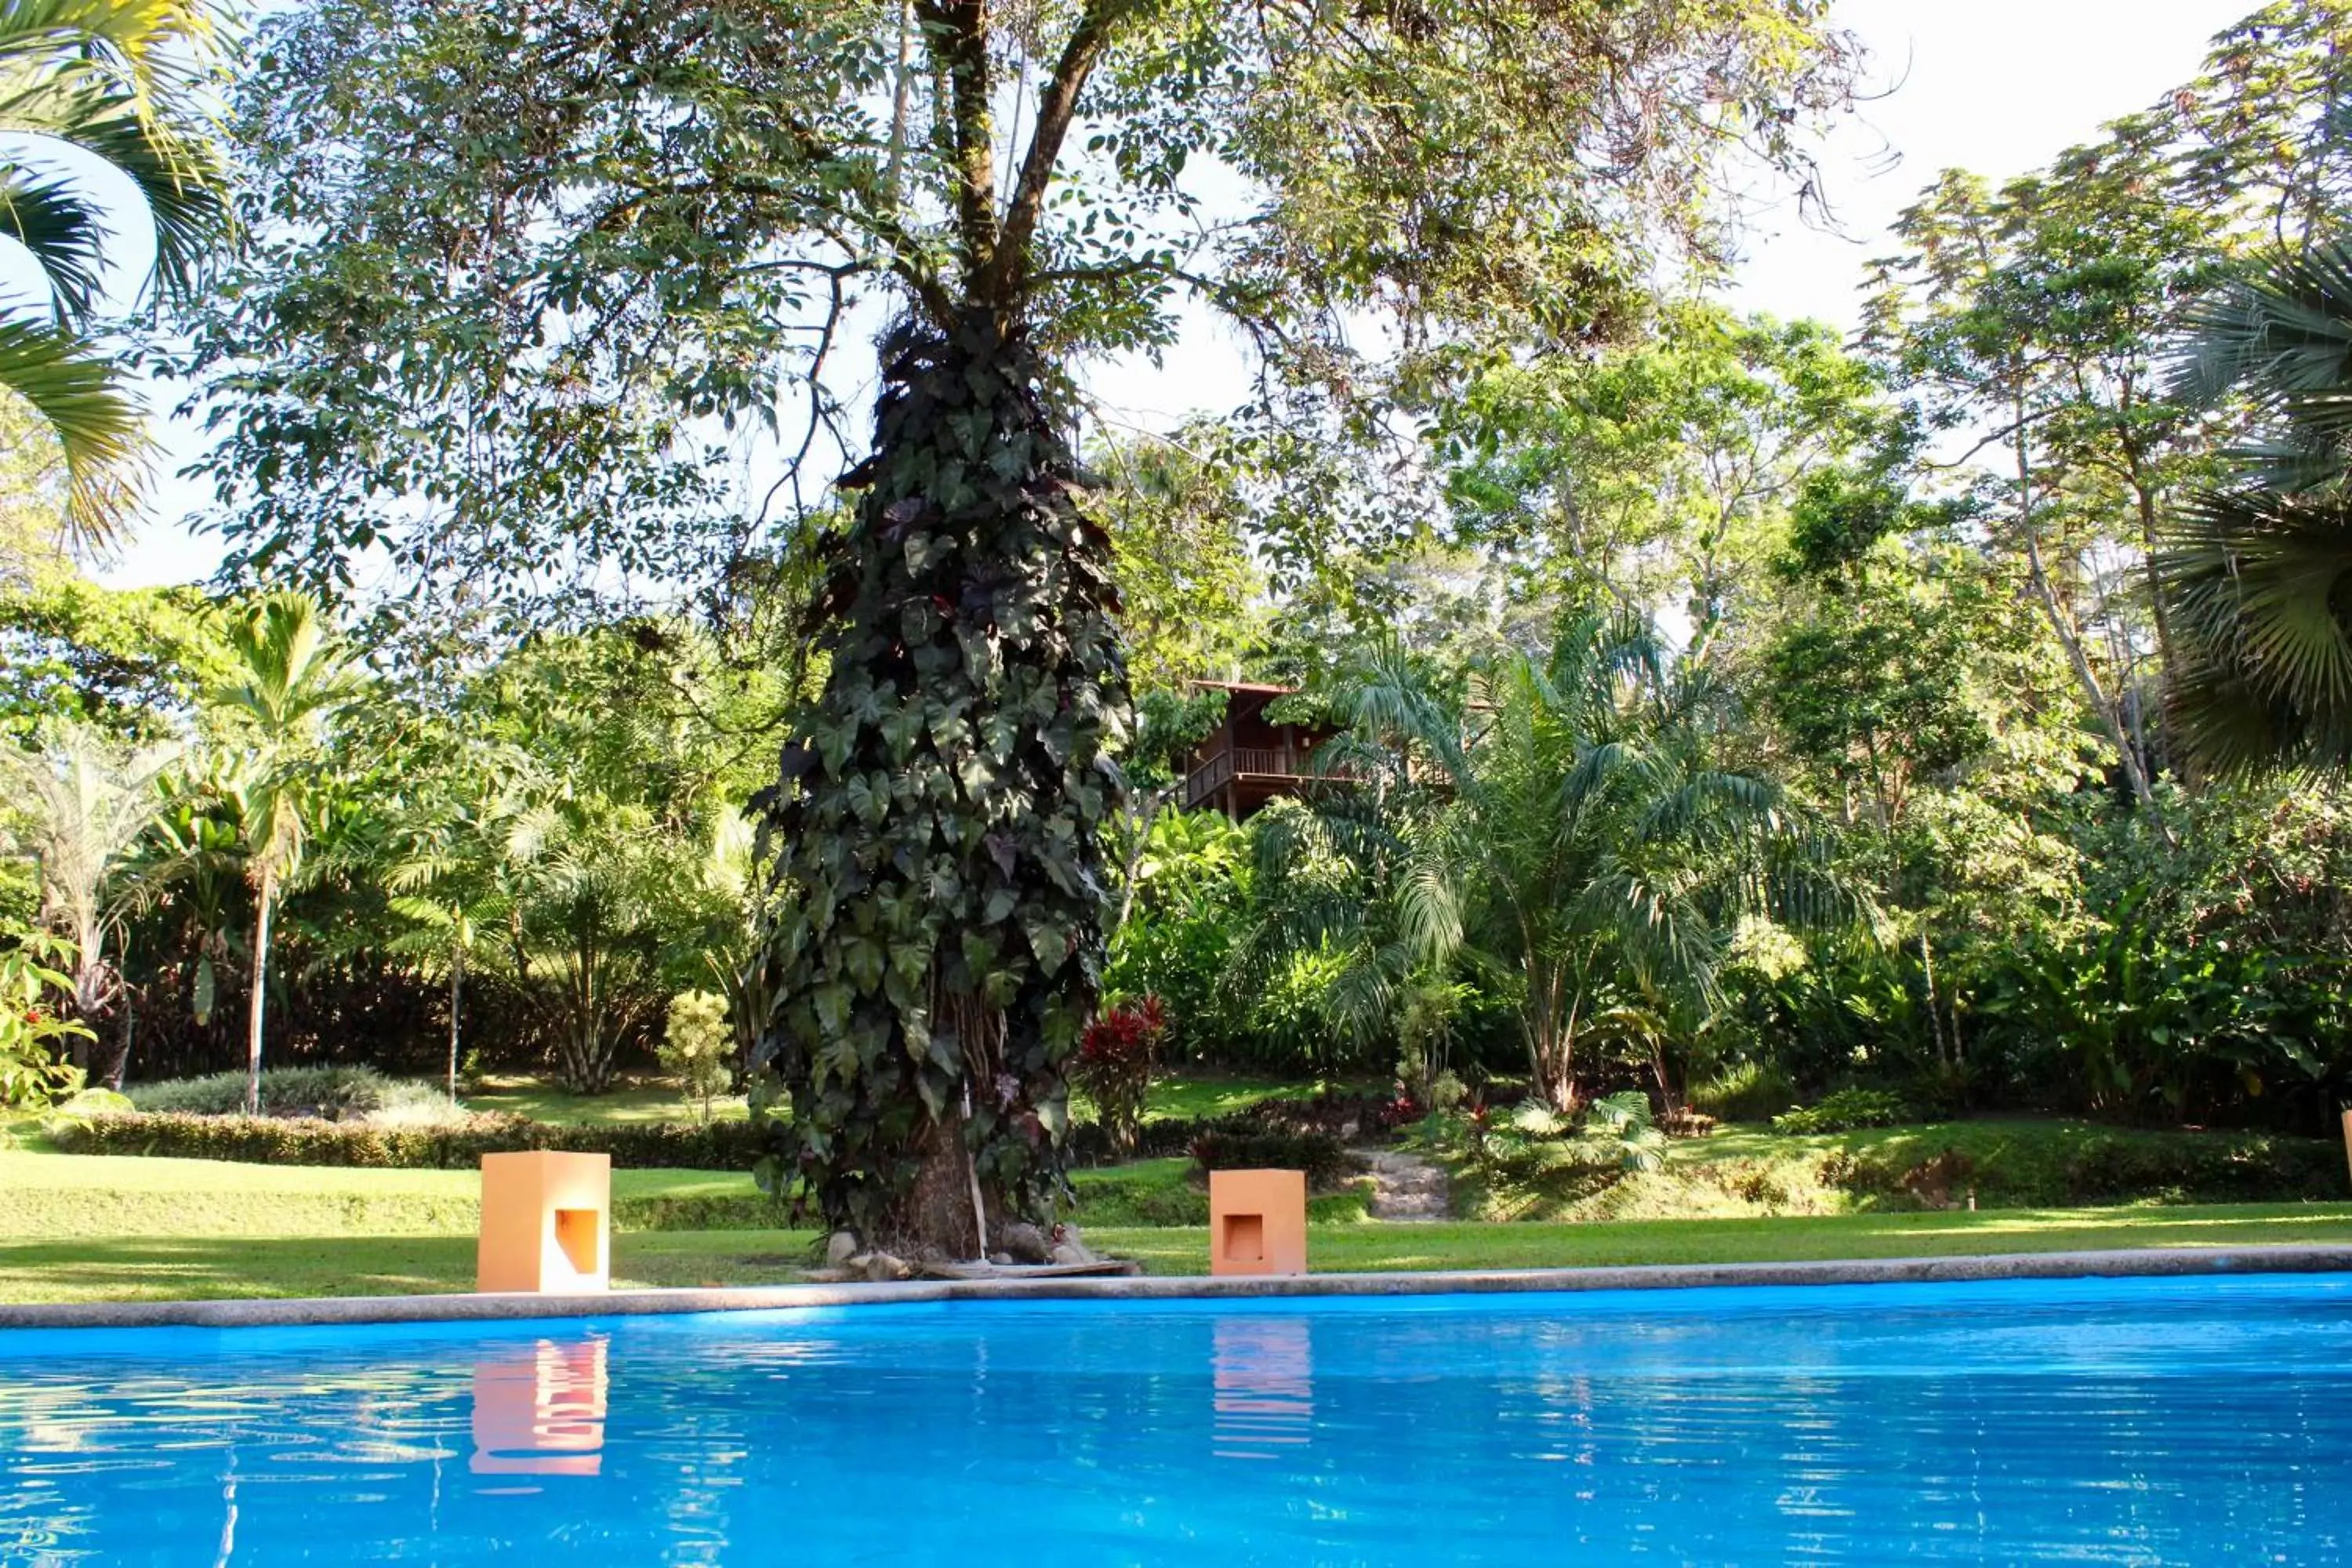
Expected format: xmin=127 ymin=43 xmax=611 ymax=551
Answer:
xmin=459 ymin=1069 xmax=1328 ymax=1129
xmin=0 ymin=1150 xmax=771 ymax=1237
xmin=461 ymin=1074 xmax=749 ymax=1126
xmin=1139 ymin=1074 xmax=1363 ymax=1122
xmin=1446 ymin=1114 xmax=2348 ymax=1221
xmin=0 ymin=1232 xmax=825 ymax=1304
xmin=1094 ymin=1202 xmax=2352 ymax=1276
xmin=5 ymin=1203 xmax=2348 ymax=1304
xmin=0 ymin=1147 xmax=1214 ymax=1239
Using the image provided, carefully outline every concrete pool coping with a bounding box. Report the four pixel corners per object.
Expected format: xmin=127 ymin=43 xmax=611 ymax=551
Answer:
xmin=4 ymin=1243 xmax=2350 ymax=1331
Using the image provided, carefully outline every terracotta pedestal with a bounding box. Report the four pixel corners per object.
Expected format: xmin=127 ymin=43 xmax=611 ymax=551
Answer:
xmin=1209 ymin=1168 xmax=1308 ymax=1276
xmin=477 ymin=1151 xmax=611 ymax=1294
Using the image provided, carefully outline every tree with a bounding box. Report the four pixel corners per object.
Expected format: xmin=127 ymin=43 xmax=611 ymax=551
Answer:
xmin=1863 ymin=150 xmax=2220 ymax=813
xmin=1264 ymin=615 xmax=1857 ymax=1111
xmin=660 ymin=989 xmax=733 ymax=1125
xmin=0 ymin=0 xmax=226 ymax=547
xmin=186 ymin=0 xmax=1859 ymax=1253
xmin=2158 ymin=239 xmax=2352 ymax=771
xmin=383 ymin=767 xmax=524 ymax=1105
xmin=213 ymin=592 xmax=360 ymax=1115
xmin=0 ymin=720 xmax=179 ymax=1074
xmin=1439 ymin=305 xmax=1888 ymax=659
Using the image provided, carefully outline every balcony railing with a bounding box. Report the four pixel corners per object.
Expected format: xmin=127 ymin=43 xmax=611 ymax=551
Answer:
xmin=1181 ymin=746 xmax=1357 ymax=809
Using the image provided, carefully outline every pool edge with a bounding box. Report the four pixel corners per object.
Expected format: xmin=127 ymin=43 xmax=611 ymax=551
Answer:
xmin=6 ymin=1243 xmax=2350 ymax=1330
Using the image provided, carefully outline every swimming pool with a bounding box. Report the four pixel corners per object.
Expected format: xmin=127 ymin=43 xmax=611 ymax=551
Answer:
xmin=0 ymin=1272 xmax=2343 ymax=1563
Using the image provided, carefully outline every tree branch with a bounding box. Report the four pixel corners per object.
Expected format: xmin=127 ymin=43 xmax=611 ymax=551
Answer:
xmin=916 ymin=0 xmax=1000 ymax=296
xmin=983 ymin=0 xmax=1137 ymax=311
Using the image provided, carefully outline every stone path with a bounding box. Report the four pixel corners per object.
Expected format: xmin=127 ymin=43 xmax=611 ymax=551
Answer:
xmin=1364 ymin=1149 xmax=1450 ymax=1221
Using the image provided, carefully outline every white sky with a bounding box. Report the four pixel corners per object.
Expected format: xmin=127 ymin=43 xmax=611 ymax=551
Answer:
xmin=96 ymin=0 xmax=2258 ymax=590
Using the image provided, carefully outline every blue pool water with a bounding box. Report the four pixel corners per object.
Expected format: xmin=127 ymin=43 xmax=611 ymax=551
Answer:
xmin=0 ymin=1273 xmax=2347 ymax=1564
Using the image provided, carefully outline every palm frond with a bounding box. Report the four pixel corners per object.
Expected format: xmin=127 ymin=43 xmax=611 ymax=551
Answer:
xmin=0 ymin=168 xmax=99 ymax=319
xmin=2157 ymin=485 xmax=2352 ymax=772
xmin=0 ymin=311 xmax=143 ymax=549
xmin=0 ymin=0 xmax=227 ymax=303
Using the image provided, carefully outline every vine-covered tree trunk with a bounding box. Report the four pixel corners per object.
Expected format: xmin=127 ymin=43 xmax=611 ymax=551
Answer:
xmin=754 ymin=315 xmax=1130 ymax=1258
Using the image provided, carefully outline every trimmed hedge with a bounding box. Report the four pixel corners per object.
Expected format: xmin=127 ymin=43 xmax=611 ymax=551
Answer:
xmin=1189 ymin=1130 xmax=1353 ymax=1189
xmin=1772 ymin=1088 xmax=1916 ymax=1136
xmin=1819 ymin=1127 xmax=2346 ymax=1209
xmin=1065 ymin=1092 xmax=1414 ymax=1167
xmin=61 ymin=1112 xmax=767 ymax=1171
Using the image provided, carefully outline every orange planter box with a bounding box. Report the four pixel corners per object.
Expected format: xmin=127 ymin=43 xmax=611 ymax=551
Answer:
xmin=1209 ymin=1168 xmax=1308 ymax=1276
xmin=477 ymin=1151 xmax=611 ymax=1294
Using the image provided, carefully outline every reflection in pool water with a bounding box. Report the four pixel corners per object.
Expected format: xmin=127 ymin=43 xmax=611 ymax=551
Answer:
xmin=0 ymin=1274 xmax=2347 ymax=1563
xmin=469 ymin=1338 xmax=608 ymax=1479
xmin=1210 ymin=1316 xmax=1312 ymax=1461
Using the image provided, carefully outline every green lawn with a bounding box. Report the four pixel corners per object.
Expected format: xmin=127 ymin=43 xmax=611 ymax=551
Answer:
xmin=461 ymin=1075 xmax=750 ymax=1126
xmin=1094 ymin=1203 xmax=2352 ymax=1275
xmin=457 ymin=1069 xmax=1325 ymax=1129
xmin=4 ymin=1203 xmax=2348 ymax=1304
xmin=9 ymin=1126 xmax=2352 ymax=1305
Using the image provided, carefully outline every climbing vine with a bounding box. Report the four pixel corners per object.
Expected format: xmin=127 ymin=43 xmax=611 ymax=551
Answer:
xmin=752 ymin=316 xmax=1130 ymax=1252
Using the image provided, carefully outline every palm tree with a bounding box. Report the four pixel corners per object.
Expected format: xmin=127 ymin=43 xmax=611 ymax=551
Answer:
xmin=214 ymin=591 xmax=359 ymax=1115
xmin=0 ymin=720 xmax=179 ymax=1072
xmin=2158 ymin=241 xmax=2352 ymax=772
xmin=383 ymin=762 xmax=535 ymax=1105
xmin=0 ymin=0 xmax=227 ymax=549
xmin=1257 ymin=615 xmax=1857 ymax=1112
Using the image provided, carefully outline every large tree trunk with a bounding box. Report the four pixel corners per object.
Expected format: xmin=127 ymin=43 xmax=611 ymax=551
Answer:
xmin=753 ymin=316 xmax=1130 ymax=1258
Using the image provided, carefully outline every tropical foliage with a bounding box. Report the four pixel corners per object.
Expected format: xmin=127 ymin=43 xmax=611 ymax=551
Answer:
xmin=0 ymin=0 xmax=226 ymax=545
xmin=5 ymin=0 xmax=2352 ymax=1233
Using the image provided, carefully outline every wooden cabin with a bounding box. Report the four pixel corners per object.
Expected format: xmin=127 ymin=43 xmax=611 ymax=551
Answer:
xmin=1181 ymin=681 xmax=1342 ymax=820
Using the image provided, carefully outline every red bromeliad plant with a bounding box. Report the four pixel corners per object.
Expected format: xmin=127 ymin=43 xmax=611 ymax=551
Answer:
xmin=1076 ymin=996 xmax=1165 ymax=1157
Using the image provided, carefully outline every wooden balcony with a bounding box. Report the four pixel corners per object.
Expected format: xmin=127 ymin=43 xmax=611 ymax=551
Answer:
xmin=1182 ymin=746 xmax=1356 ymax=814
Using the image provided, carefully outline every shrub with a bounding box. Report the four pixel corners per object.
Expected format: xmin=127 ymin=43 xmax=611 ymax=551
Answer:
xmin=1189 ymin=1129 xmax=1352 ymax=1189
xmin=1231 ymin=1093 xmax=1417 ymax=1141
xmin=1772 ymin=1087 xmax=1915 ymax=1135
xmin=1583 ymin=1089 xmax=1667 ymax=1172
xmin=129 ymin=1065 xmax=399 ymax=1120
xmin=365 ymin=1078 xmax=474 ymax=1128
xmin=1817 ymin=1127 xmax=2344 ymax=1208
xmin=1689 ymin=1060 xmax=1798 ymax=1123
xmin=1 ymin=931 xmax=89 ymax=1110
xmin=1076 ymin=996 xmax=1165 ymax=1156
xmin=1426 ymin=1071 xmax=1468 ymax=1114
xmin=60 ymin=1110 xmax=768 ymax=1171
xmin=660 ymin=990 xmax=735 ymax=1124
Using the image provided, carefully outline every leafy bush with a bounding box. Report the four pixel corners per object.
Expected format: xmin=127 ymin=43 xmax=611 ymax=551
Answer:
xmin=1584 ymin=1089 xmax=1668 ymax=1171
xmin=362 ymin=1078 xmax=474 ymax=1128
xmin=1233 ymin=1093 xmax=1417 ymax=1140
xmin=1772 ymin=1087 xmax=1915 ymax=1135
xmin=1189 ymin=1129 xmax=1353 ymax=1189
xmin=1 ymin=932 xmax=89 ymax=1109
xmin=1689 ymin=1059 xmax=1799 ymax=1123
xmin=1817 ymin=1127 xmax=2345 ymax=1208
xmin=1427 ymin=1071 xmax=1468 ymax=1114
xmin=61 ymin=1110 xmax=768 ymax=1170
xmin=129 ymin=1065 xmax=399 ymax=1120
xmin=660 ymin=990 xmax=735 ymax=1124
xmin=1075 ymin=996 xmax=1165 ymax=1155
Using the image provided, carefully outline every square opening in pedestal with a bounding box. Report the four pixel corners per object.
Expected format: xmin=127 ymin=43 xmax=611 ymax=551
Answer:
xmin=1221 ymin=1212 xmax=1265 ymax=1265
xmin=553 ymin=1208 xmax=601 ymax=1276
